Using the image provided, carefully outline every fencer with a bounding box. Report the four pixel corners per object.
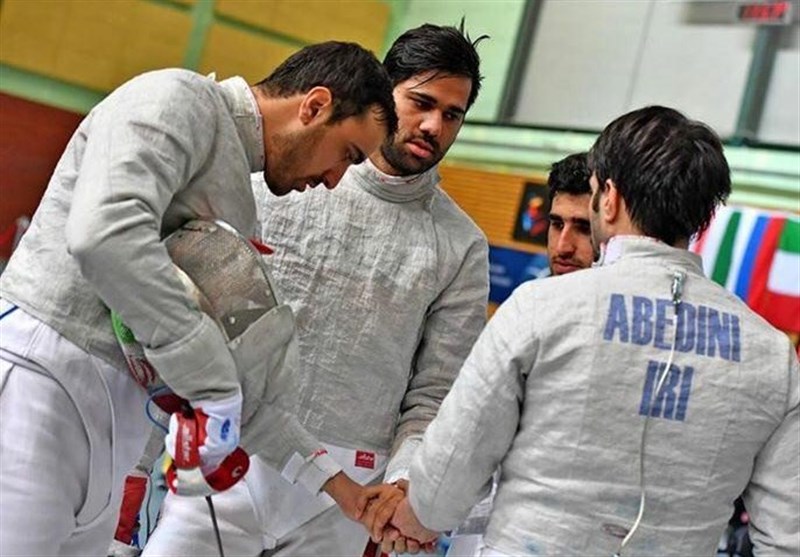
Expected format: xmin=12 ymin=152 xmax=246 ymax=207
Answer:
xmin=142 ymin=22 xmax=491 ymax=557
xmin=0 ymin=41 xmax=397 ymax=557
xmin=384 ymin=106 xmax=800 ymax=556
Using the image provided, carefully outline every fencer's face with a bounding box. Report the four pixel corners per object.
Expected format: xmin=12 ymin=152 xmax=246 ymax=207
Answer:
xmin=589 ymin=173 xmax=607 ymax=259
xmin=548 ymin=193 xmax=593 ymax=275
xmin=264 ymin=106 xmax=387 ymax=196
xmin=377 ymin=72 xmax=471 ymax=176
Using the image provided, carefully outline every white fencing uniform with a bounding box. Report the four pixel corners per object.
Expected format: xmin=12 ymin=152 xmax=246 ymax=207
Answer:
xmin=143 ymin=160 xmax=490 ymax=556
xmin=0 ymin=302 xmax=150 ymax=557
xmin=409 ymin=236 xmax=800 ymax=557
xmin=0 ymin=69 xmax=275 ymax=556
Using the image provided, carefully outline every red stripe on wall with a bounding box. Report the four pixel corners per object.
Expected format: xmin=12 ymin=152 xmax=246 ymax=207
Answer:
xmin=0 ymin=93 xmax=84 ymax=243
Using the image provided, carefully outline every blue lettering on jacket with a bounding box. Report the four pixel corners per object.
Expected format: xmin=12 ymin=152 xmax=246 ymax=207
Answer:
xmin=731 ymin=316 xmax=741 ymax=362
xmin=676 ymin=366 xmax=694 ymax=421
xmin=707 ymin=310 xmax=741 ymax=362
xmin=696 ymin=305 xmax=707 ymax=357
xmin=603 ymin=294 xmax=629 ymax=343
xmin=653 ymin=299 xmax=673 ymax=350
xmin=639 ymin=360 xmax=695 ymax=421
xmin=603 ymin=294 xmax=741 ymax=362
xmin=675 ymin=303 xmax=695 ymax=353
xmin=632 ymin=297 xmax=654 ymax=345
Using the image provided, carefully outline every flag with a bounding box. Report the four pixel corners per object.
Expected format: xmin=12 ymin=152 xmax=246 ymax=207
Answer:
xmin=751 ymin=217 xmax=800 ymax=333
xmin=692 ymin=207 xmax=800 ymax=333
xmin=692 ymin=206 xmax=766 ymax=296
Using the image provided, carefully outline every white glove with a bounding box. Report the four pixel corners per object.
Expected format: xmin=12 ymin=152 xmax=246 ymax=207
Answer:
xmin=165 ymin=390 xmax=243 ymax=475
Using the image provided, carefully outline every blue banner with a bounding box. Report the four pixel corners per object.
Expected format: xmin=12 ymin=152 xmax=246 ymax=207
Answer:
xmin=489 ymin=246 xmax=550 ymax=304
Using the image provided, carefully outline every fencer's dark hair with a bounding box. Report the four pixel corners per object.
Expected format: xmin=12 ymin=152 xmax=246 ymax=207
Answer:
xmin=256 ymin=41 xmax=398 ymax=135
xmin=547 ymin=152 xmax=591 ymax=201
xmin=588 ymin=106 xmax=731 ymax=245
xmin=383 ymin=19 xmax=489 ymax=110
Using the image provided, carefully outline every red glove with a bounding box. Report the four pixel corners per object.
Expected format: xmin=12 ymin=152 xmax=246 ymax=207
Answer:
xmin=164 ymin=394 xmax=249 ymax=496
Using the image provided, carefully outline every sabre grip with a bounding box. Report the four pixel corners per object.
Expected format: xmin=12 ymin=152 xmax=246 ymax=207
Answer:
xmin=165 ymin=397 xmax=249 ymax=496
xmin=166 ymin=445 xmax=250 ymax=496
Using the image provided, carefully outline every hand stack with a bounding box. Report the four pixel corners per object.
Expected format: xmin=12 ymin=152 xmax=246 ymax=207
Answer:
xmin=360 ymin=480 xmax=439 ymax=555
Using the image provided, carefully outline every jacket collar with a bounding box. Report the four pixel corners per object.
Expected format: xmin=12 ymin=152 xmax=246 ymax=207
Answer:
xmin=596 ymin=235 xmax=704 ymax=275
xmin=217 ymin=75 xmax=265 ymax=172
xmin=348 ymin=159 xmax=440 ymax=203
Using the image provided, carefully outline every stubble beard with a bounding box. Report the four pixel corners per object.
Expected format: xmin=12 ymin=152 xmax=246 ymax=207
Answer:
xmin=265 ymin=127 xmax=323 ymax=196
xmin=379 ymin=135 xmax=441 ymax=177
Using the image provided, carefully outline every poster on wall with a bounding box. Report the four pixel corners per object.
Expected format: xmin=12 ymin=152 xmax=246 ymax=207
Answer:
xmin=488 ymin=246 xmax=550 ymax=305
xmin=512 ymin=182 xmax=551 ymax=246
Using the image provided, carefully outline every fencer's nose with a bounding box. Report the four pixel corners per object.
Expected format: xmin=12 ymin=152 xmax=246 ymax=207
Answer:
xmin=419 ymin=110 xmax=443 ymax=138
xmin=556 ymin=227 xmax=577 ymax=257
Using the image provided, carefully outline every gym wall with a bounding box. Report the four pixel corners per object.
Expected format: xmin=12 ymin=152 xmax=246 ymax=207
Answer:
xmin=0 ymin=0 xmax=394 ymax=229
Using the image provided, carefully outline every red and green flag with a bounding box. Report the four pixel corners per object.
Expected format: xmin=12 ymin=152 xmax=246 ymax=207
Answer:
xmin=692 ymin=206 xmax=800 ymax=333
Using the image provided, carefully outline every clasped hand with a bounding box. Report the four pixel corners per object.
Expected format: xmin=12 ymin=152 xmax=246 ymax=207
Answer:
xmin=324 ymin=474 xmax=438 ymax=553
xmin=360 ymin=480 xmax=439 ymax=554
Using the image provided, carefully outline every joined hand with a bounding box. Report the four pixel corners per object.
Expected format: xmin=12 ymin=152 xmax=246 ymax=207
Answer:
xmin=362 ymin=480 xmax=439 ymax=554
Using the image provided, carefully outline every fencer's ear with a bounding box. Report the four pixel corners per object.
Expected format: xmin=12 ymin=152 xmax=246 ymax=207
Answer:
xmin=298 ymin=86 xmax=333 ymax=125
xmin=604 ymin=179 xmax=621 ymax=223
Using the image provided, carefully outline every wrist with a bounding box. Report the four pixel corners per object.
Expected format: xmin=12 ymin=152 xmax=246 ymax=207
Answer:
xmin=323 ymin=472 xmax=360 ymax=518
xmin=322 ymin=471 xmax=352 ymax=500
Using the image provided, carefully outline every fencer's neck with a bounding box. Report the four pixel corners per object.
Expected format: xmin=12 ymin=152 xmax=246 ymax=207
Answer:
xmin=350 ymin=159 xmax=438 ymax=203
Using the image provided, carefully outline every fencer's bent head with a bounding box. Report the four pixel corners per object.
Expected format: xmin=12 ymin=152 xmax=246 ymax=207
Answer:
xmin=256 ymin=41 xmax=398 ymax=134
xmin=383 ymin=20 xmax=488 ymax=111
xmin=588 ymin=106 xmax=731 ymax=247
xmin=252 ymin=42 xmax=396 ymax=196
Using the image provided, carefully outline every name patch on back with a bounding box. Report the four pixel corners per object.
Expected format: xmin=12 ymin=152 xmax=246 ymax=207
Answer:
xmin=603 ymin=294 xmax=741 ymax=362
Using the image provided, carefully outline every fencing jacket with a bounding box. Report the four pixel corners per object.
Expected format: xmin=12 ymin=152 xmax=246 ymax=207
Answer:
xmin=0 ymin=70 xmax=334 ymax=488
xmin=409 ymin=235 xmax=800 ymax=557
xmin=253 ymin=159 xmax=489 ymax=481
